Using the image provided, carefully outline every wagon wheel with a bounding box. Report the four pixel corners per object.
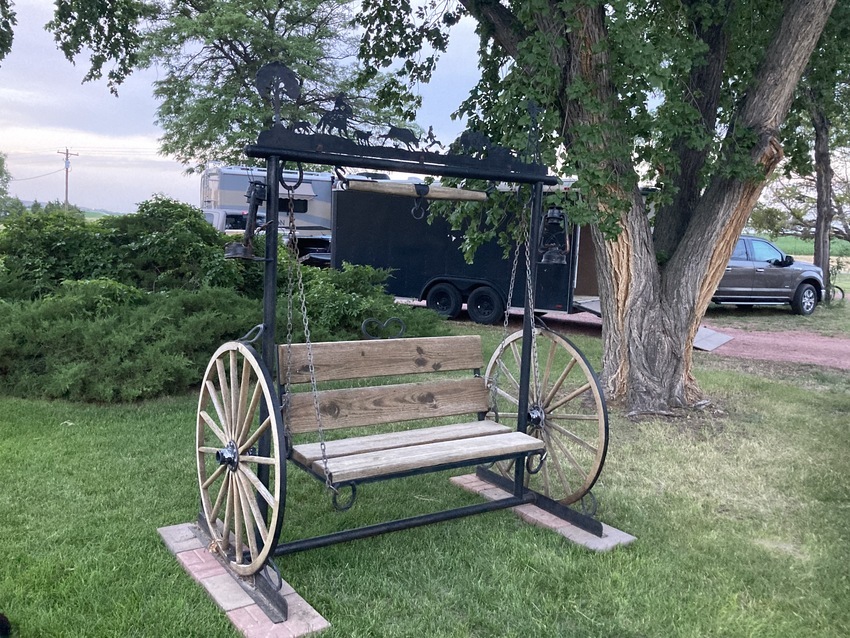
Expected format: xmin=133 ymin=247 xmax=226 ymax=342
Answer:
xmin=196 ymin=341 xmax=285 ymax=576
xmin=485 ymin=328 xmax=608 ymax=505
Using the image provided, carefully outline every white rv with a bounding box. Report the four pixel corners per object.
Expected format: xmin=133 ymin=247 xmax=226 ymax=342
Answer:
xmin=200 ymin=165 xmax=334 ymax=237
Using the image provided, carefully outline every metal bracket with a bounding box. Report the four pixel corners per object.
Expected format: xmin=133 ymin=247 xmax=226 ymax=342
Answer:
xmin=475 ymin=466 xmax=604 ymax=537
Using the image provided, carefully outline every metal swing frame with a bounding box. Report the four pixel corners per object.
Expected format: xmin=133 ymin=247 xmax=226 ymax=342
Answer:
xmin=237 ymin=138 xmax=602 ymax=565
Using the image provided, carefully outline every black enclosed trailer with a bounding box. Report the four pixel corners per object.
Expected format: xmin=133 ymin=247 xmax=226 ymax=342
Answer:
xmin=330 ymin=187 xmax=601 ymax=323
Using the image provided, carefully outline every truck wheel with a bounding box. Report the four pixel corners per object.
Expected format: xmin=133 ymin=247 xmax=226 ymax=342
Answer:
xmin=467 ymin=286 xmax=505 ymax=324
xmin=426 ymin=283 xmax=462 ymax=319
xmin=791 ymin=282 xmax=817 ymax=316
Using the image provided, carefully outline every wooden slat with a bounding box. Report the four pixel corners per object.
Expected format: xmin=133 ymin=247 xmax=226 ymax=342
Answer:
xmin=345 ymin=179 xmax=489 ymax=202
xmin=279 ymin=335 xmax=484 ymax=385
xmin=314 ymin=432 xmax=545 ymax=484
xmin=285 ymin=378 xmax=490 ymax=434
xmin=290 ymin=420 xmax=510 ymax=466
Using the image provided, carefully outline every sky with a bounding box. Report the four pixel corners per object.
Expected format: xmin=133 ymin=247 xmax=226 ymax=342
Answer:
xmin=0 ymin=0 xmax=480 ymax=214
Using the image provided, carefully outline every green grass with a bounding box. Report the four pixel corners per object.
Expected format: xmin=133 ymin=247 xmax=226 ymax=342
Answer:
xmin=1 ymin=329 xmax=848 ymax=637
xmin=767 ymin=235 xmax=850 ymax=258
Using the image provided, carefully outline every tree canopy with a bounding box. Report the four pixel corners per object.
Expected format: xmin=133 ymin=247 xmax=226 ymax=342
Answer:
xmin=10 ymin=0 xmax=402 ymax=170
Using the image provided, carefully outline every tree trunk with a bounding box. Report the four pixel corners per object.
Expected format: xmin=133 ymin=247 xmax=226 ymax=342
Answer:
xmin=809 ymin=100 xmax=834 ymax=296
xmin=596 ymin=0 xmax=836 ymax=413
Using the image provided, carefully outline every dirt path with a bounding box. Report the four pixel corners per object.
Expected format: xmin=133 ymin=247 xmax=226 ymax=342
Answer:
xmin=702 ymin=324 xmax=850 ymax=371
xmin=536 ymin=310 xmax=850 ymax=371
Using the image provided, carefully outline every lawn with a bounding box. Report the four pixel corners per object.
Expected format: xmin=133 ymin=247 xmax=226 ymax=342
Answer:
xmin=1 ymin=327 xmax=848 ymax=637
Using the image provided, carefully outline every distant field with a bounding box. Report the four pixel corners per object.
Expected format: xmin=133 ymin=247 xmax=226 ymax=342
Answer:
xmin=768 ymin=235 xmax=850 ymax=257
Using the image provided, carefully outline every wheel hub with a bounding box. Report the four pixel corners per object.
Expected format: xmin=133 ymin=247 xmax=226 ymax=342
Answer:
xmin=528 ymin=405 xmax=545 ymax=427
xmin=216 ymin=440 xmax=239 ymax=471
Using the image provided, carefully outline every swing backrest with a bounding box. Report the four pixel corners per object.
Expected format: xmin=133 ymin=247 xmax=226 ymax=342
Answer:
xmin=279 ymin=335 xmax=489 ymax=435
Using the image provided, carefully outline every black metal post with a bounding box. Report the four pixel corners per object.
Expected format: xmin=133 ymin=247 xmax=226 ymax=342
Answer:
xmin=514 ymin=181 xmax=544 ymax=497
xmin=257 ymin=156 xmax=281 ymax=518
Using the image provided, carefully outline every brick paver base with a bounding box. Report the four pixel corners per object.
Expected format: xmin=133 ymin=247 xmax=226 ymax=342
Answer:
xmin=160 ymin=475 xmax=633 ymax=635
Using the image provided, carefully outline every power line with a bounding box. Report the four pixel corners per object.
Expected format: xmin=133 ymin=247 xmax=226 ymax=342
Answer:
xmin=10 ymin=168 xmax=65 ymax=181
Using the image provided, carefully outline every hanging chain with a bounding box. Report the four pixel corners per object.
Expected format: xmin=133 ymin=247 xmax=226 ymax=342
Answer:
xmin=281 ymin=171 xmax=336 ymax=495
xmin=489 ymin=192 xmax=532 ymax=419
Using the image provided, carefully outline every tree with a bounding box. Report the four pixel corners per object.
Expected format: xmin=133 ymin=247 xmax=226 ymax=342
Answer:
xmin=0 ymin=151 xmax=16 ymax=221
xmin=0 ymin=151 xmax=10 ymax=198
xmin=41 ymin=0 xmax=400 ymax=170
xmin=358 ymin=0 xmax=836 ymax=413
xmin=0 ymin=0 xmax=14 ymax=62
xmin=751 ymin=152 xmax=850 ymax=245
xmin=779 ymin=3 xmax=850 ymax=295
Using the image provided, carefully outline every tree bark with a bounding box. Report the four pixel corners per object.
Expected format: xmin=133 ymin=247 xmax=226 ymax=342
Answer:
xmin=809 ymin=99 xmax=834 ymax=295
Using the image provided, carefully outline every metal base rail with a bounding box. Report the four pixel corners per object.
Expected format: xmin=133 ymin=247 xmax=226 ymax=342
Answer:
xmin=273 ymin=491 xmax=534 ymax=556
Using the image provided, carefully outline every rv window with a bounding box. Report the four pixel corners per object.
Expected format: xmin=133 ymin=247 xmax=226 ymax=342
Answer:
xmin=278 ymin=198 xmax=308 ymax=214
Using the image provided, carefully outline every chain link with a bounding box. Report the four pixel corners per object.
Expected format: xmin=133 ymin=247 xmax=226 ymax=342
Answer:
xmin=282 ymin=177 xmax=336 ymax=495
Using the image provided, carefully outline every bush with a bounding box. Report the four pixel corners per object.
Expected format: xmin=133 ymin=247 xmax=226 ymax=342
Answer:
xmin=0 ymin=196 xmax=254 ymax=300
xmin=0 ymin=265 xmax=447 ymax=403
xmin=0 ymin=287 xmax=261 ymax=402
xmin=0 ymin=208 xmax=116 ymax=299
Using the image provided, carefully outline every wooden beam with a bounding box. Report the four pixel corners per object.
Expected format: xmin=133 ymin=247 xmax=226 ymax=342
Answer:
xmin=345 ymin=179 xmax=488 ymax=202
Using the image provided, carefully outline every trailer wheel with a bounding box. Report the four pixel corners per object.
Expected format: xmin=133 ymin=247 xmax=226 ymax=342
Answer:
xmin=426 ymin=283 xmax=462 ymax=319
xmin=466 ymin=286 xmax=504 ymax=324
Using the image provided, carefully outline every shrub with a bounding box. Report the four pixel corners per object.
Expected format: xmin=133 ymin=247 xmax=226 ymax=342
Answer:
xmin=0 ymin=208 xmax=115 ymax=299
xmin=0 ymin=287 xmax=261 ymax=402
xmin=0 ymin=265 xmax=447 ymax=403
xmin=98 ymin=195 xmax=243 ymax=292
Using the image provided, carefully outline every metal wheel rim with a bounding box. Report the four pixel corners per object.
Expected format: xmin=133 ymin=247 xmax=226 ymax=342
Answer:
xmin=196 ymin=341 xmax=285 ymax=576
xmin=484 ymin=328 xmax=608 ymax=504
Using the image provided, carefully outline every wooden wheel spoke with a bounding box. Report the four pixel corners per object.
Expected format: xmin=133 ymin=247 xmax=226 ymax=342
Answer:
xmin=236 ymin=357 xmax=254 ymax=434
xmin=239 ymin=416 xmax=271 ymax=454
xmin=547 ymin=428 xmax=589 ymax=480
xmin=203 ymin=383 xmax=230 ymax=440
xmin=210 ymin=472 xmax=230 ymax=522
xmin=492 ymin=385 xmax=520 ymax=406
xmin=235 ymin=476 xmax=260 ymax=559
xmin=202 ymin=464 xmax=226 ymax=490
xmin=546 ymin=419 xmax=599 ymax=454
xmin=229 ymin=351 xmax=239 ymax=437
xmin=541 ymin=342 xmax=558 ymax=400
xmin=198 ymin=445 xmax=220 ymax=455
xmin=233 ymin=477 xmax=245 ymax=563
xmin=547 ymin=382 xmax=592 ymax=412
xmin=508 ymin=341 xmax=522 ymax=371
xmin=543 ymin=358 xmax=578 ymax=408
xmin=237 ymin=471 xmax=269 ymax=540
xmin=495 ymin=358 xmax=520 ymax=393
xmin=221 ymin=475 xmax=234 ymax=551
xmin=215 ymin=359 xmax=232 ymax=436
xmin=241 ymin=455 xmax=275 ymax=465
xmin=237 ymin=383 xmax=263 ymax=446
xmin=542 ymin=429 xmax=574 ymax=494
xmin=239 ymin=465 xmax=276 ymax=508
xmin=200 ymin=410 xmax=229 ymax=446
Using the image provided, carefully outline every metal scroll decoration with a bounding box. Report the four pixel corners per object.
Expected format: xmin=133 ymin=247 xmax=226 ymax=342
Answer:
xmin=250 ymin=62 xmax=548 ymax=182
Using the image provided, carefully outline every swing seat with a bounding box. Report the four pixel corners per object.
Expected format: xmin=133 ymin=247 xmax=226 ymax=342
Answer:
xmin=280 ymin=335 xmax=545 ymax=486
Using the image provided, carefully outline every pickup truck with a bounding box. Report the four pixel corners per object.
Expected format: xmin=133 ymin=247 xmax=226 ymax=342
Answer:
xmin=712 ymin=235 xmax=824 ymax=315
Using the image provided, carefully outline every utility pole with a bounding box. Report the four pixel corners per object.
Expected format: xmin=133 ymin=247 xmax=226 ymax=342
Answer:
xmin=57 ymin=148 xmax=79 ymax=209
